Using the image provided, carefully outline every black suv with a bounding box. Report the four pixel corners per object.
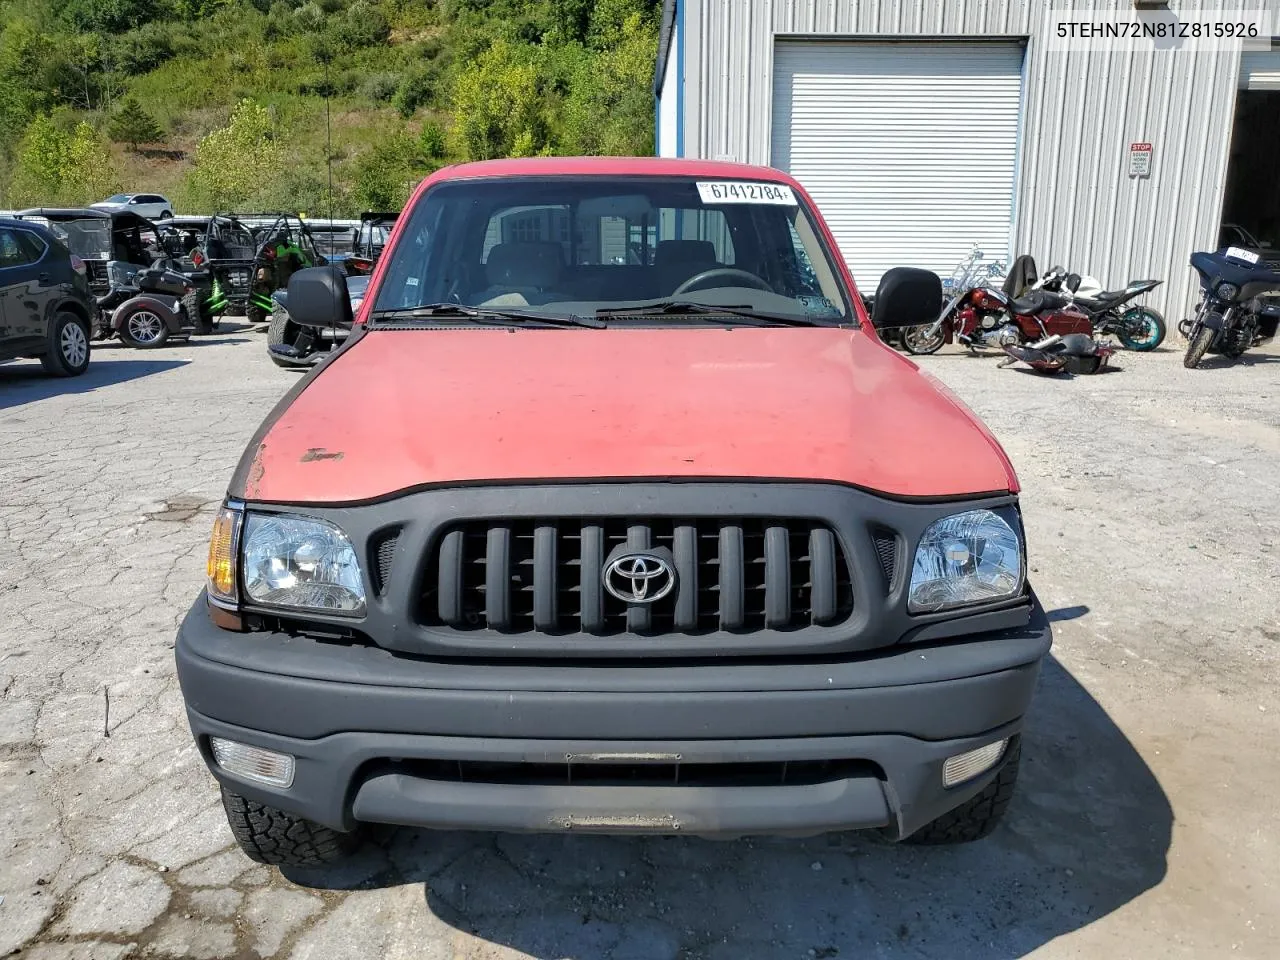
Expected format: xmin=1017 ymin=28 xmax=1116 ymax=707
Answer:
xmin=0 ymin=218 xmax=96 ymax=376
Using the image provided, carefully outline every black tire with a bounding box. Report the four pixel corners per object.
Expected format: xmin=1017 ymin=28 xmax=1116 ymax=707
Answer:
xmin=183 ymin=290 xmax=214 ymax=335
xmin=1117 ymin=307 xmax=1166 ymax=351
xmin=267 ymin=307 xmax=302 ymax=368
xmin=1183 ymin=323 xmax=1215 ymax=369
xmin=160 ymin=210 xmax=172 ymax=220
xmin=117 ymin=303 xmax=171 ymax=349
xmin=220 ymin=787 xmax=360 ymax=867
xmin=902 ymin=323 xmax=946 ymax=355
xmin=246 ymin=304 xmax=269 ymax=326
xmin=39 ymin=311 xmax=91 ymax=377
xmin=903 ymin=739 xmax=1020 ymax=845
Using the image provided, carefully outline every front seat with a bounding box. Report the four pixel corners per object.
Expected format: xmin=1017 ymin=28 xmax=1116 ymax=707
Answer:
xmin=476 ymin=242 xmax=566 ymax=305
xmin=653 ymin=239 xmax=719 ymax=294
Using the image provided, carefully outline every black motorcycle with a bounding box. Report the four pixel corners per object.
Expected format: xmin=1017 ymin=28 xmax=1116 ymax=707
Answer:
xmin=1040 ymin=268 xmax=1166 ymax=350
xmin=1181 ymin=248 xmax=1280 ymax=369
xmin=108 ymin=265 xmax=209 ymax=349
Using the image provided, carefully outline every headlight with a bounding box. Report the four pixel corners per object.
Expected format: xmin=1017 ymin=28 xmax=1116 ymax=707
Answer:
xmin=908 ymin=509 xmax=1025 ymax=613
xmin=1216 ymin=282 xmax=1239 ymax=300
xmin=242 ymin=513 xmax=366 ymax=614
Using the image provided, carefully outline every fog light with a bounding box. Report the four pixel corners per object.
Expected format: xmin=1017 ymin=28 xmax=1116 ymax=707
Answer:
xmin=210 ymin=737 xmax=295 ymax=788
xmin=942 ymin=739 xmax=1007 ymax=788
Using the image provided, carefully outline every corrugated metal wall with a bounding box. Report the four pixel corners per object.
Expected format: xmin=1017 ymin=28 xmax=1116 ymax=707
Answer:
xmin=683 ymin=0 xmax=1279 ymax=319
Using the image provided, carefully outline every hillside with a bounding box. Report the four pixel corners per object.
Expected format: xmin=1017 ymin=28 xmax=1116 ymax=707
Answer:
xmin=0 ymin=0 xmax=660 ymax=215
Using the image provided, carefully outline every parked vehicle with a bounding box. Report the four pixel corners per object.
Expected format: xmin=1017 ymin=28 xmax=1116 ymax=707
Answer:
xmin=1181 ymin=246 xmax=1280 ymax=369
xmin=176 ymin=157 xmax=1051 ymax=867
xmin=998 ymin=332 xmax=1114 ymax=375
xmin=108 ymin=265 xmax=207 ymax=348
xmin=16 ymin=207 xmax=164 ymax=339
xmin=0 ymin=217 xmax=95 ymax=376
xmin=343 ymin=211 xmax=398 ymax=275
xmin=244 ymin=214 xmax=325 ymax=324
xmin=903 ymin=267 xmax=1093 ymax=355
xmin=265 ymin=273 xmax=368 ymax=367
xmin=91 ymin=193 xmax=173 ymax=221
xmin=186 ymin=213 xmax=260 ymax=325
xmin=1037 ymin=267 xmax=1166 ymax=350
xmin=896 ymin=247 xmax=1004 ymax=353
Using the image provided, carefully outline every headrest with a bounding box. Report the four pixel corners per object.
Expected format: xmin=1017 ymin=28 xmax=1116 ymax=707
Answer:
xmin=654 ymin=239 xmax=717 ymax=267
xmin=485 ymin=242 xmax=564 ymax=288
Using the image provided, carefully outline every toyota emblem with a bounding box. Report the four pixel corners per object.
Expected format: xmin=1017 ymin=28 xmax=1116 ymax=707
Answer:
xmin=603 ymin=551 xmax=676 ymax=604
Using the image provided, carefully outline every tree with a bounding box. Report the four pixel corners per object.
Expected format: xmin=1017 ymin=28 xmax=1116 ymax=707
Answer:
xmin=107 ymin=96 xmax=162 ymax=151
xmin=10 ymin=115 xmax=118 ymax=205
xmin=560 ymin=9 xmax=658 ymax=155
xmin=448 ymin=39 xmax=546 ymax=161
xmin=184 ymin=99 xmax=285 ymax=210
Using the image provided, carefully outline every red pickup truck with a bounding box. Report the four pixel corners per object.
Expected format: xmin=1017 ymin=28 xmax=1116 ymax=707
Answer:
xmin=177 ymin=157 xmax=1050 ymax=866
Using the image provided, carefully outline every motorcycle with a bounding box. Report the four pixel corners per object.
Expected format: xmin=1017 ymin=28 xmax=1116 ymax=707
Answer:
xmin=899 ymin=248 xmax=1010 ymax=354
xmin=108 ymin=265 xmax=207 ymax=349
xmin=1180 ymin=246 xmax=1280 ymax=369
xmin=903 ymin=271 xmax=1094 ymax=355
xmin=1037 ymin=267 xmax=1166 ymax=350
xmin=999 ymin=333 xmax=1114 ymax=375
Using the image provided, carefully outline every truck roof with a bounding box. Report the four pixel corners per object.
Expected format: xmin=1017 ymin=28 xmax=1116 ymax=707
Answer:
xmin=430 ymin=156 xmax=801 ymax=186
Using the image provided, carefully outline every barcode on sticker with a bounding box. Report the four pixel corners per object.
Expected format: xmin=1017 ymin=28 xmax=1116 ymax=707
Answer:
xmin=697 ymin=181 xmax=797 ymax=205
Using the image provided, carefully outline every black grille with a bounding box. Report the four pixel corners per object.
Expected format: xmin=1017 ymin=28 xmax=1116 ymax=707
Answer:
xmin=871 ymin=527 xmax=898 ymax=590
xmin=370 ymin=530 xmax=400 ymax=596
xmin=379 ymin=757 xmax=879 ymax=788
xmin=420 ymin=518 xmax=854 ymax=636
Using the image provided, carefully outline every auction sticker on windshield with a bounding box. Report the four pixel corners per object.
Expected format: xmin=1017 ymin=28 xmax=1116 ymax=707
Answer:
xmin=697 ymin=181 xmax=796 ymax=205
xmin=1225 ymin=246 xmax=1260 ymax=265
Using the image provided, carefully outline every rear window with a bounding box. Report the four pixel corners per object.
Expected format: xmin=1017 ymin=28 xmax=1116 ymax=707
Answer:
xmin=374 ymin=176 xmax=848 ymax=322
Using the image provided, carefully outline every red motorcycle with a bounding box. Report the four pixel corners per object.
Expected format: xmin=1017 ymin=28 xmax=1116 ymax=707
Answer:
xmin=902 ymin=285 xmax=1094 ymax=355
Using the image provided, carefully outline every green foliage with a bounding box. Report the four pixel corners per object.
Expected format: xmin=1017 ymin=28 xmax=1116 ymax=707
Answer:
xmin=106 ymin=95 xmax=163 ymax=150
xmin=10 ymin=114 xmax=118 ymax=204
xmin=0 ymin=0 xmax=662 ymax=206
xmin=349 ymin=128 xmax=435 ymax=210
xmin=419 ymin=120 xmax=445 ymax=159
xmin=448 ymin=37 xmax=546 ymax=160
xmin=184 ymin=99 xmax=285 ymax=210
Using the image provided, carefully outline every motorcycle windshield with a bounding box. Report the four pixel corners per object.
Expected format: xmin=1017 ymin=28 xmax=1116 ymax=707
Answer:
xmin=1192 ymin=251 xmax=1280 ymax=293
xmin=45 ymin=219 xmax=112 ymax=260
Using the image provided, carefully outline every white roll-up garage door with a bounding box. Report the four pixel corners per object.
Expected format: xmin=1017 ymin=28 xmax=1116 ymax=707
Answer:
xmin=771 ymin=41 xmax=1024 ymax=293
xmin=1239 ymin=46 xmax=1280 ymax=90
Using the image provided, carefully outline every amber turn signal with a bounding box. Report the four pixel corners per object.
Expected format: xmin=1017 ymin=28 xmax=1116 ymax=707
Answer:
xmin=207 ymin=505 xmax=242 ymax=604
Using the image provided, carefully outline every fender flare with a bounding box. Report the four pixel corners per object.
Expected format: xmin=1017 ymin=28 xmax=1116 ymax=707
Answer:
xmin=111 ymin=294 xmax=186 ymax=333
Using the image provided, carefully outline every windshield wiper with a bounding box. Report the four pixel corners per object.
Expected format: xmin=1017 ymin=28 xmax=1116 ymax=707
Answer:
xmin=370 ymin=303 xmax=605 ymax=329
xmin=595 ymin=300 xmax=829 ymax=326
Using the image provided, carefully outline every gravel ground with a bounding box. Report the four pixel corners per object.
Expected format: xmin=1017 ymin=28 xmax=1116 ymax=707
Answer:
xmin=1 ymin=327 xmax=1277 ymax=959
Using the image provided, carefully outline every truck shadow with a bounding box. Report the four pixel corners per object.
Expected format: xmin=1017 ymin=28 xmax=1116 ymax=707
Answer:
xmin=0 ymin=357 xmax=189 ymax=410
xmin=286 ymin=654 xmax=1170 ymax=959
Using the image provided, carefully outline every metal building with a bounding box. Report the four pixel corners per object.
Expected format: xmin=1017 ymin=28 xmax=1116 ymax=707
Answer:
xmin=654 ymin=0 xmax=1280 ymax=320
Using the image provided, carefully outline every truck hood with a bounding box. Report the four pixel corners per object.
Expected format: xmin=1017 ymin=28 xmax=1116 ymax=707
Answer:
xmin=239 ymin=327 xmax=1016 ymax=503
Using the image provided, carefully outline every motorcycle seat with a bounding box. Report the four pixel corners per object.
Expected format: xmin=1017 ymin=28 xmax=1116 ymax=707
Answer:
xmin=1009 ymin=289 xmax=1071 ymax=316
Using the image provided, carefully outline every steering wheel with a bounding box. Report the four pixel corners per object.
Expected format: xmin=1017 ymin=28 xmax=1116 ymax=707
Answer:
xmin=673 ymin=268 xmax=772 ymax=296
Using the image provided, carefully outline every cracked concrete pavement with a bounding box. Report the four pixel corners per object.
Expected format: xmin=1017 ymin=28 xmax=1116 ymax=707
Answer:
xmin=1 ymin=327 xmax=1277 ymax=959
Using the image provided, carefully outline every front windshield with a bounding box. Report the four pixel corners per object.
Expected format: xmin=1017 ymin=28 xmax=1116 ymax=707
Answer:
xmin=104 ymin=194 xmax=130 ymax=204
xmin=372 ymin=177 xmax=849 ymax=322
xmin=44 ymin=219 xmax=112 ymax=259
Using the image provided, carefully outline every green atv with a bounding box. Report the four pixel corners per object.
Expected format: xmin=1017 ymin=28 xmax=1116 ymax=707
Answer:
xmin=185 ymin=214 xmax=324 ymax=327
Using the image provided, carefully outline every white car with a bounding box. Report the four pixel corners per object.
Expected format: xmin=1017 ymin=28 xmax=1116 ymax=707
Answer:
xmin=91 ymin=194 xmax=173 ymax=221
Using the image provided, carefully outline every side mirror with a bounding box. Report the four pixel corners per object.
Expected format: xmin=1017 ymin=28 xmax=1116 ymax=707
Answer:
xmin=871 ymin=267 xmax=942 ymax=329
xmin=286 ymin=265 xmax=353 ymax=328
